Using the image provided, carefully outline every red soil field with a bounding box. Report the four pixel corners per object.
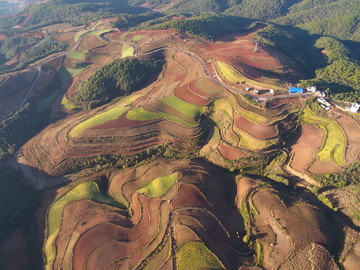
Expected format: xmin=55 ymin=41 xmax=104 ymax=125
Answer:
xmin=0 ymin=228 xmax=30 ymax=270
xmin=175 ymin=84 xmax=210 ymax=105
xmin=172 ymin=184 xmax=211 ymax=209
xmin=0 ymin=34 xmax=7 ymax=40
xmin=194 ymin=29 xmax=298 ymax=82
xmin=234 ymin=114 xmax=278 ymax=139
xmin=236 ymin=177 xmax=257 ymax=206
xmin=334 ymin=113 xmax=360 ymax=163
xmin=308 ymin=159 xmax=339 ymax=174
xmin=290 ymin=124 xmax=326 ymax=172
xmin=218 ymin=143 xmax=247 ymax=160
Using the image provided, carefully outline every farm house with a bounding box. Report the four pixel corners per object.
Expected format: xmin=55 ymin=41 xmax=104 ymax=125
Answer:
xmin=289 ymin=87 xmax=304 ymax=94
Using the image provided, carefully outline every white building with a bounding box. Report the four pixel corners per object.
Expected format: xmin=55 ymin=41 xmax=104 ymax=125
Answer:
xmin=350 ymin=103 xmax=360 ymax=113
xmin=307 ymin=86 xmax=317 ymax=92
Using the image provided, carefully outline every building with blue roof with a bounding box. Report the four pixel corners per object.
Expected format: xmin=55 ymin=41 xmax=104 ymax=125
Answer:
xmin=289 ymin=87 xmax=304 ymax=94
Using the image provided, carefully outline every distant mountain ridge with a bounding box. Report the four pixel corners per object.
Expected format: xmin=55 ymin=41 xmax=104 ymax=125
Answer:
xmin=130 ymin=0 xmax=360 ymax=42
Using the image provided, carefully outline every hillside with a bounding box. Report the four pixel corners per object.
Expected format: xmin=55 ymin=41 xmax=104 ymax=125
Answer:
xmin=0 ymin=4 xmax=359 ymax=270
xmin=130 ymin=0 xmax=360 ymax=43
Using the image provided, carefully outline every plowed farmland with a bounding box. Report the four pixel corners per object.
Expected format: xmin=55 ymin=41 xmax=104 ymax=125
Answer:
xmin=2 ymin=23 xmax=358 ymax=270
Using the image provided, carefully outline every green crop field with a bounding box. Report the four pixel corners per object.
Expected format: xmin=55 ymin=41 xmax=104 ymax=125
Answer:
xmin=132 ymin=35 xmax=144 ymax=42
xmin=126 ymin=107 xmax=198 ymax=127
xmin=162 ymin=96 xmax=206 ymax=119
xmin=302 ymin=107 xmax=346 ymax=165
xmin=44 ymin=182 xmax=123 ymax=270
xmin=66 ymin=50 xmax=85 ymax=60
xmin=121 ymin=43 xmax=134 ymax=58
xmin=176 ymin=241 xmax=225 ymax=270
xmin=137 ymin=173 xmax=179 ymax=198
xmin=126 ymin=107 xmax=162 ymax=121
xmin=69 ymin=106 xmax=131 ymax=138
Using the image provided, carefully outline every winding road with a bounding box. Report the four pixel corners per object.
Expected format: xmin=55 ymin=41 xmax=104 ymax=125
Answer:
xmin=1 ymin=28 xmax=320 ymax=123
xmin=102 ymin=32 xmax=317 ymax=102
xmin=0 ymin=38 xmax=82 ymax=122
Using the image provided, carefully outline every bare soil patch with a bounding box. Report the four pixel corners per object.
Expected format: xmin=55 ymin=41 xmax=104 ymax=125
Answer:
xmin=172 ymin=184 xmax=211 ymax=209
xmin=290 ymin=124 xmax=325 ymax=172
xmin=334 ymin=114 xmax=360 ymax=163
xmin=195 ymin=30 xmax=299 ymax=82
xmin=234 ymin=114 xmax=278 ymax=139
xmin=308 ymin=159 xmax=340 ymax=174
xmin=218 ymin=143 xmax=247 ymax=160
xmin=175 ymin=84 xmax=210 ymax=105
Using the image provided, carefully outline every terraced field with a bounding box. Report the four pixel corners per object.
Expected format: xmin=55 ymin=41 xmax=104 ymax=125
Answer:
xmin=9 ymin=26 xmax=359 ymax=270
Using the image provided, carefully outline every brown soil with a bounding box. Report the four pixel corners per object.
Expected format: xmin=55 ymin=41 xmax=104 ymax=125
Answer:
xmin=172 ymin=184 xmax=211 ymax=209
xmin=236 ymin=177 xmax=257 ymax=206
xmin=0 ymin=228 xmax=30 ymax=270
xmin=308 ymin=159 xmax=340 ymax=174
xmin=234 ymin=114 xmax=278 ymax=139
xmin=252 ymin=187 xmax=334 ymax=269
xmin=279 ymin=243 xmax=339 ymax=270
xmin=194 ymin=29 xmax=300 ymax=83
xmin=343 ymin=241 xmax=360 ymax=270
xmin=334 ymin=114 xmax=360 ymax=163
xmin=290 ymin=124 xmax=326 ymax=172
xmin=0 ymin=34 xmax=8 ymax=40
xmin=175 ymin=84 xmax=210 ymax=105
xmin=265 ymin=98 xmax=303 ymax=109
xmin=218 ymin=143 xmax=247 ymax=160
xmin=77 ymin=34 xmax=106 ymax=52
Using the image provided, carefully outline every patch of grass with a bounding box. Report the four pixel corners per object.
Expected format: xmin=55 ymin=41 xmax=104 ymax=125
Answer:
xmin=126 ymin=107 xmax=162 ymax=121
xmin=301 ymin=106 xmax=346 ymax=165
xmin=121 ymin=43 xmax=134 ymax=58
xmin=61 ymin=95 xmax=78 ymax=110
xmin=176 ymin=241 xmax=225 ymax=270
xmin=126 ymin=107 xmax=198 ymax=127
xmin=58 ymin=66 xmax=85 ymax=83
xmin=44 ymin=181 xmax=124 ymax=270
xmin=137 ymin=173 xmax=179 ymax=198
xmin=255 ymin=241 xmax=263 ymax=266
xmin=69 ymin=105 xmax=131 ymax=138
xmin=132 ymin=35 xmax=144 ymax=42
xmin=162 ymin=96 xmax=206 ymax=119
xmin=66 ymin=50 xmax=85 ymax=60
